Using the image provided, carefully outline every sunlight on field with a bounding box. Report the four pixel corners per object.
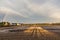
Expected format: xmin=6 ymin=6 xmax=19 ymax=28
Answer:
xmin=24 ymin=27 xmax=35 ymax=33
xmin=24 ymin=26 xmax=49 ymax=33
xmin=24 ymin=26 xmax=59 ymax=38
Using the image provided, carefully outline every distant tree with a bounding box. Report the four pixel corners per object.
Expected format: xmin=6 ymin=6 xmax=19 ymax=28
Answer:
xmin=0 ymin=22 xmax=10 ymax=27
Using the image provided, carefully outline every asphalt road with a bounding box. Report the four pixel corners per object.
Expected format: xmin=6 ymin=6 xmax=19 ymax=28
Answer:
xmin=0 ymin=26 xmax=60 ymax=40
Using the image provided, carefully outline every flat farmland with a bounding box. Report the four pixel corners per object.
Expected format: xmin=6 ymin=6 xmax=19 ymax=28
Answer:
xmin=0 ymin=26 xmax=60 ymax=40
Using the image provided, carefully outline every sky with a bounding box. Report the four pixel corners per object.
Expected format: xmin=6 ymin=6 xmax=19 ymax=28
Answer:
xmin=0 ymin=0 xmax=60 ymax=23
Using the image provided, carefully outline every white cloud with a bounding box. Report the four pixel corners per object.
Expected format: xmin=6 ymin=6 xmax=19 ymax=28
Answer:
xmin=50 ymin=12 xmax=60 ymax=19
xmin=26 ymin=0 xmax=60 ymax=19
xmin=0 ymin=7 xmax=28 ymax=17
xmin=0 ymin=0 xmax=60 ymax=23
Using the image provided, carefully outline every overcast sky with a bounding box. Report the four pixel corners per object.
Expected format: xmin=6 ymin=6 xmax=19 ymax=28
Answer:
xmin=0 ymin=0 xmax=60 ymax=23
